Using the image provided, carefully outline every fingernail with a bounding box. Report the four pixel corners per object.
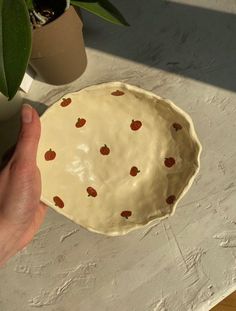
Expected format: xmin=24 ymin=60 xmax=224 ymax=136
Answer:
xmin=22 ymin=104 xmax=33 ymax=123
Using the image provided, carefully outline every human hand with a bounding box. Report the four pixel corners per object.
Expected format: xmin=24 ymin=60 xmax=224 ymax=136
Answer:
xmin=0 ymin=104 xmax=47 ymax=267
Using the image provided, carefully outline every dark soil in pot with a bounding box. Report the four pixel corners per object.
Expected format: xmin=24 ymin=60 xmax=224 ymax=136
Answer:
xmin=31 ymin=0 xmax=67 ymax=26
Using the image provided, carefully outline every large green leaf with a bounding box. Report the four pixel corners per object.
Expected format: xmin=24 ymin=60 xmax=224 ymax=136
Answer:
xmin=0 ymin=0 xmax=31 ymax=99
xmin=25 ymin=0 xmax=34 ymax=10
xmin=71 ymin=0 xmax=129 ymax=26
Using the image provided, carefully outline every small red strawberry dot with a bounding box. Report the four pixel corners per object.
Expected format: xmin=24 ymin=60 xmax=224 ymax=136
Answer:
xmin=164 ymin=157 xmax=175 ymax=168
xmin=53 ymin=196 xmax=64 ymax=208
xmin=87 ymin=187 xmax=97 ymax=197
xmin=121 ymin=211 xmax=132 ymax=219
xmin=166 ymin=195 xmax=176 ymax=205
xmin=173 ymin=123 xmax=182 ymax=131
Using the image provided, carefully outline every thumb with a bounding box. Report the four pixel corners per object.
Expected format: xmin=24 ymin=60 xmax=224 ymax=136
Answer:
xmin=14 ymin=104 xmax=41 ymax=166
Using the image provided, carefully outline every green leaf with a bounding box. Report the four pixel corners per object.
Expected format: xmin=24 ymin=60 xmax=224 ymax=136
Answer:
xmin=0 ymin=0 xmax=32 ymax=99
xmin=25 ymin=0 xmax=34 ymax=10
xmin=71 ymin=0 xmax=129 ymax=26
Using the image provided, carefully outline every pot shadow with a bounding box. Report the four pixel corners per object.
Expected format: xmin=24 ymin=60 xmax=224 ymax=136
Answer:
xmin=0 ymin=100 xmax=48 ymax=170
xmin=82 ymin=0 xmax=236 ymax=92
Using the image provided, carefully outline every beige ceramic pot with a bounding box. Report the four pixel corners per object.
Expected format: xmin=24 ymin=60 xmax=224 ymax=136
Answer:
xmin=30 ymin=6 xmax=87 ymax=85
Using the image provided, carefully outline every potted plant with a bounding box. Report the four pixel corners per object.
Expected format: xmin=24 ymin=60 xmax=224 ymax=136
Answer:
xmin=0 ymin=0 xmax=128 ymax=100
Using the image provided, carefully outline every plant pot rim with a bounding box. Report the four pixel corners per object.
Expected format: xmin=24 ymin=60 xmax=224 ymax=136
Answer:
xmin=32 ymin=5 xmax=81 ymax=33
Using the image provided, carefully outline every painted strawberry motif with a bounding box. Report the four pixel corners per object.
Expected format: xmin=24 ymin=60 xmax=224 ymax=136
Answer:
xmin=173 ymin=123 xmax=182 ymax=131
xmin=130 ymin=166 xmax=140 ymax=176
xmin=121 ymin=211 xmax=132 ymax=219
xmin=100 ymin=144 xmax=110 ymax=155
xmin=60 ymin=98 xmax=72 ymax=107
xmin=44 ymin=149 xmax=56 ymax=161
xmin=164 ymin=157 xmax=175 ymax=168
xmin=130 ymin=120 xmax=142 ymax=131
xmin=53 ymin=196 xmax=64 ymax=208
xmin=111 ymin=90 xmax=125 ymax=96
xmin=87 ymin=187 xmax=97 ymax=197
xmin=166 ymin=195 xmax=176 ymax=205
xmin=76 ymin=118 xmax=86 ymax=128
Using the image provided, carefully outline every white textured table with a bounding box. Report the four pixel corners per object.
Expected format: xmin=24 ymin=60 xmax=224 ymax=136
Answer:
xmin=1 ymin=1 xmax=236 ymax=310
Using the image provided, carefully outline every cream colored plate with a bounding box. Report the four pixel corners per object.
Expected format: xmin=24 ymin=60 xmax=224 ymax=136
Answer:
xmin=37 ymin=82 xmax=201 ymax=236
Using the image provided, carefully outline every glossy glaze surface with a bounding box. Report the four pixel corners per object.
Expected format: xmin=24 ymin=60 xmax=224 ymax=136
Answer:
xmin=37 ymin=82 xmax=201 ymax=235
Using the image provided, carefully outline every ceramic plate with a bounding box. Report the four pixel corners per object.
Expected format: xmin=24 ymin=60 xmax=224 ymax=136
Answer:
xmin=37 ymin=82 xmax=201 ymax=236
